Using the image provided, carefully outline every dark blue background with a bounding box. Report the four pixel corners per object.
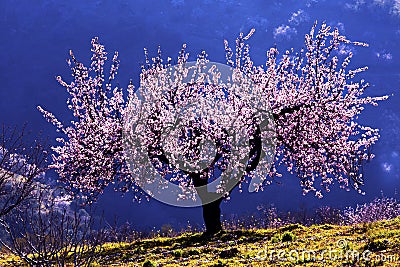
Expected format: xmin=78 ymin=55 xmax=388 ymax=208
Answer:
xmin=1 ymin=0 xmax=399 ymax=230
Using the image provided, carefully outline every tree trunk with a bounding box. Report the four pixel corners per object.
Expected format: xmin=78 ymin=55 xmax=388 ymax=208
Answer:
xmin=152 ymin=125 xmax=262 ymax=236
xmin=191 ymin=173 xmax=223 ymax=235
xmin=202 ymin=198 xmax=223 ymax=235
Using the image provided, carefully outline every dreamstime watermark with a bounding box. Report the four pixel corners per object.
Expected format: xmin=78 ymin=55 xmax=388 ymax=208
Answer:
xmin=122 ymin=61 xmax=277 ymax=207
xmin=255 ymin=239 xmax=399 ymax=263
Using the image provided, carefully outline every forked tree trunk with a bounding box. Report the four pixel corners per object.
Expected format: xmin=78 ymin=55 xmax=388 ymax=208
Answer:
xmin=153 ymin=125 xmax=262 ymax=235
xmin=189 ymin=126 xmax=262 ymax=235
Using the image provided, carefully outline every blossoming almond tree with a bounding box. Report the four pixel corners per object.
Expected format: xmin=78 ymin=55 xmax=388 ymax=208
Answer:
xmin=39 ymin=23 xmax=388 ymax=235
xmin=38 ymin=38 xmax=136 ymax=202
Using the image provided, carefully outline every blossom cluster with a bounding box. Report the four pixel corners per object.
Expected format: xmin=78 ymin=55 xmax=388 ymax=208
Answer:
xmin=40 ymin=23 xmax=387 ymax=202
xmin=38 ymin=37 xmax=137 ymax=202
xmin=123 ymin=45 xmax=276 ymax=204
xmin=343 ymin=197 xmax=400 ymax=224
xmin=224 ymin=22 xmax=388 ymax=197
xmin=255 ymin=196 xmax=400 ymax=227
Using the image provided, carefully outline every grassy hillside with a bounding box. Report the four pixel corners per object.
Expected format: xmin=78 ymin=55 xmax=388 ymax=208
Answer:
xmin=1 ymin=216 xmax=400 ymax=266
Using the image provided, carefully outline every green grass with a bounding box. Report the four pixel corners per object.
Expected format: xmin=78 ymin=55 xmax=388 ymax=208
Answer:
xmin=1 ymin=217 xmax=400 ymax=266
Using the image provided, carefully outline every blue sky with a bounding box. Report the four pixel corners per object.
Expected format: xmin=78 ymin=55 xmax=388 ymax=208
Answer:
xmin=1 ymin=0 xmax=399 ymax=229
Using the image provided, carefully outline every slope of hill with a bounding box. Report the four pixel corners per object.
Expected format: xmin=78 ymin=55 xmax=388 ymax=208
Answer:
xmin=1 ymin=216 xmax=399 ymax=266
